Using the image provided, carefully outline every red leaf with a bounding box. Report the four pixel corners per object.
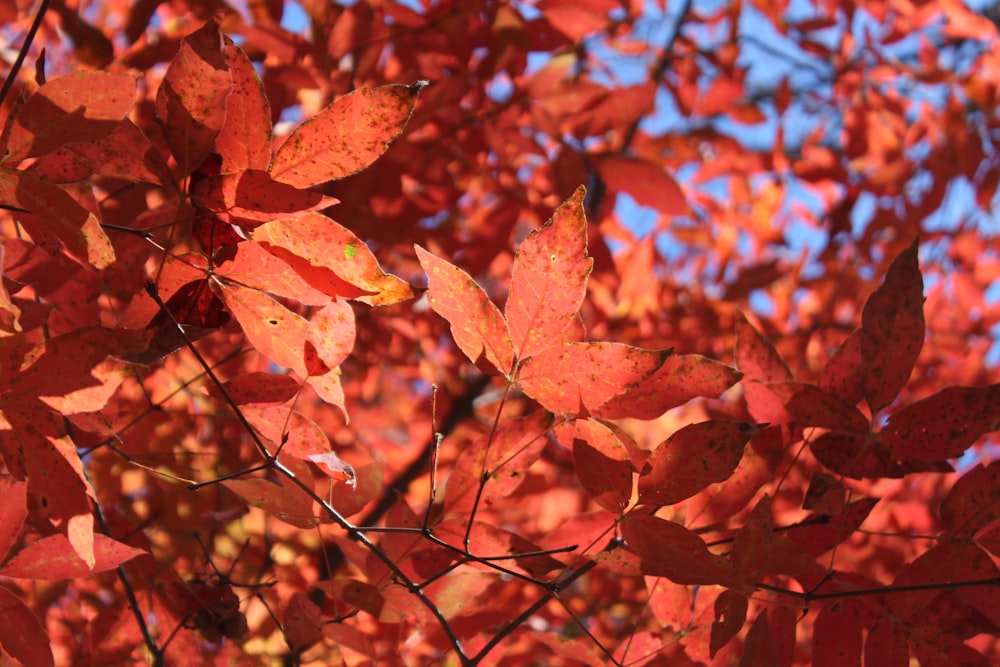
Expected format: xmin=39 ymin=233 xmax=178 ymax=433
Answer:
xmin=813 ymin=600 xmax=863 ymax=667
xmin=270 ymin=82 xmax=426 ymax=188
xmin=735 ymin=313 xmax=792 ymax=423
xmin=0 ymin=168 xmax=114 ymax=268
xmin=217 ymin=38 xmax=272 ymax=173
xmin=621 ymin=515 xmax=741 ymax=587
xmin=910 ymin=626 xmax=990 ymax=667
xmin=214 ymin=280 xmax=309 ymax=376
xmin=881 ymin=384 xmax=1000 ymax=461
xmin=0 ymin=533 xmax=145 ymax=579
xmin=742 ymin=612 xmax=781 ymax=667
xmin=506 ymin=186 xmax=593 ymax=360
xmin=595 ymin=353 xmax=743 ymax=420
xmin=306 ymin=450 xmax=358 ymax=488
xmin=817 ymin=329 xmax=863 ymax=405
xmin=223 ymin=477 xmax=316 ymax=529
xmin=939 ymin=461 xmax=1000 ymax=535
xmin=564 ymin=418 xmax=633 ymax=513
xmin=2 ymin=71 xmax=136 ymax=164
xmin=32 ymin=119 xmax=171 ymax=185
xmin=253 ymin=213 xmax=413 ymax=305
xmin=241 ymin=406 xmax=329 ymax=461
xmin=0 ymin=480 xmax=26 ymax=563
xmin=206 ymin=372 xmax=300 ymax=405
xmin=638 ymin=421 xmax=763 ymax=506
xmin=284 ymin=592 xmax=324 ymax=648
xmin=305 ymin=299 xmax=356 ymax=373
xmin=861 ymin=238 xmax=924 ymax=413
xmin=518 ymin=341 xmax=670 ymax=414
xmin=191 ymin=170 xmax=338 ymax=225
xmin=0 ymin=585 xmax=54 ymax=667
xmin=766 ymin=381 xmax=870 ymax=433
xmin=731 ymin=496 xmax=826 ymax=584
xmin=711 ymin=590 xmax=748 ymax=658
xmin=786 ymin=498 xmax=880 ymax=557
xmin=154 ymin=20 xmax=231 ymax=175
xmin=864 ymin=620 xmax=909 ymax=667
xmin=415 ymin=245 xmax=515 ymax=376
xmin=445 ymin=412 xmax=553 ymax=513
xmin=596 ymin=155 xmax=690 ymax=215
xmin=217 ymin=241 xmax=331 ymax=305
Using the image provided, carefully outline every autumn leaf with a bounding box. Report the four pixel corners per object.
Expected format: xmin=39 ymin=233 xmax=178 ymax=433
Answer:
xmin=0 ymin=480 xmax=26 ymax=564
xmin=216 ymin=240 xmax=331 ymax=305
xmin=415 ymin=244 xmax=515 ymax=376
xmin=939 ymin=461 xmax=1000 ymax=536
xmin=880 ymin=383 xmax=1000 ymax=461
xmin=223 ymin=477 xmax=316 ymax=529
xmin=0 ymin=585 xmax=54 ymax=667
xmin=506 ymin=186 xmax=593 ymax=360
xmin=0 ymin=533 xmax=145 ymax=580
xmin=861 ymin=238 xmax=924 ymax=414
xmin=204 ymin=372 xmax=301 ymax=405
xmin=595 ymin=353 xmax=743 ymax=420
xmin=305 ymin=299 xmax=356 ymax=373
xmin=192 ymin=169 xmax=338 ymax=226
xmin=213 ymin=280 xmax=309 ymax=376
xmin=559 ymin=418 xmax=633 ymax=513
xmin=253 ymin=213 xmax=413 ymax=305
xmin=766 ymin=382 xmax=869 ymax=433
xmin=217 ymin=38 xmax=272 ymax=173
xmin=711 ymin=590 xmax=748 ymax=658
xmin=637 ymin=421 xmax=763 ymax=506
xmin=621 ymin=515 xmax=741 ymax=587
xmin=1 ymin=71 xmax=136 ymax=164
xmin=735 ymin=313 xmax=792 ymax=424
xmin=596 ymin=155 xmax=690 ymax=216
xmin=0 ymin=168 xmax=114 ymax=268
xmin=269 ymin=82 xmax=427 ymax=188
xmin=517 ymin=341 xmax=670 ymax=414
xmin=154 ymin=20 xmax=231 ymax=175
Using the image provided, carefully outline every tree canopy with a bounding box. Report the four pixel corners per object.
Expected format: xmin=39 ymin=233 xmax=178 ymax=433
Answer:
xmin=0 ymin=0 xmax=998 ymax=665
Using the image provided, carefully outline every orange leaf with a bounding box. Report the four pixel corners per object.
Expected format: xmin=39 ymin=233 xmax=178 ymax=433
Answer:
xmin=270 ymin=82 xmax=426 ymax=188
xmin=253 ymin=213 xmax=413 ymax=305
xmin=217 ymin=38 xmax=272 ymax=173
xmin=205 ymin=372 xmax=300 ymax=405
xmin=214 ymin=280 xmax=308 ymax=376
xmin=506 ymin=186 xmax=593 ymax=360
xmin=518 ymin=341 xmax=670 ymax=415
xmin=638 ymin=421 xmax=762 ymax=506
xmin=0 ymin=585 xmax=55 ymax=667
xmin=305 ymin=299 xmax=355 ymax=373
xmin=242 ymin=405 xmax=329 ymax=461
xmin=861 ymin=238 xmax=924 ymax=414
xmin=415 ymin=245 xmax=514 ymax=376
xmin=191 ymin=170 xmax=338 ymax=225
xmin=217 ymin=241 xmax=331 ymax=305
xmin=0 ymin=533 xmax=145 ymax=580
xmin=0 ymin=168 xmax=114 ymax=268
xmin=223 ymin=477 xmax=316 ymax=529
xmin=284 ymin=593 xmax=324 ymax=648
xmin=595 ymin=353 xmax=742 ymax=420
xmin=2 ymin=71 xmax=136 ymax=164
xmin=154 ymin=20 xmax=230 ymax=175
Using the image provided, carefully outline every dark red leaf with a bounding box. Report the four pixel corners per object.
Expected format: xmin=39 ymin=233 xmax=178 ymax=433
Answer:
xmin=861 ymin=238 xmax=924 ymax=414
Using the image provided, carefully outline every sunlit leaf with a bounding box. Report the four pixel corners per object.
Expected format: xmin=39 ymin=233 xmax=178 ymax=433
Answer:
xmin=506 ymin=186 xmax=593 ymax=360
xmin=415 ymin=244 xmax=515 ymax=376
xmin=518 ymin=341 xmax=669 ymax=414
xmin=270 ymin=82 xmax=426 ymax=188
